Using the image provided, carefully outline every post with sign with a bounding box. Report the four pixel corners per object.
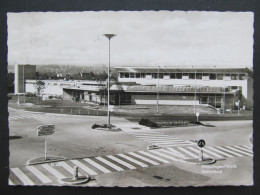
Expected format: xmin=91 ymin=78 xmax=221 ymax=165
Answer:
xmin=37 ymin=124 xmax=55 ymax=161
xmin=197 ymin=139 xmax=206 ymax=161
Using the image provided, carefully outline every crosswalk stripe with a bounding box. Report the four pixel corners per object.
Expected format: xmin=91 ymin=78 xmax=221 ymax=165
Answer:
xmin=201 ymin=148 xmax=224 ymax=158
xmin=107 ymin=155 xmax=136 ymax=170
xmin=83 ymin=158 xmax=111 ymax=173
xmin=155 ymin=142 xmax=191 ymax=145
xmin=243 ymin=145 xmax=252 ymax=149
xmin=128 ymin=131 xmax=164 ymax=134
xmin=187 ymin=147 xmax=211 ymax=158
xmin=59 ymin=161 xmax=83 ymax=176
xmin=8 ymin=179 xmax=14 ymax=185
xmin=177 ymin=147 xmax=198 ymax=158
xmin=95 ymin=157 xmax=124 ymax=171
xmin=207 ymin=147 xmax=234 ymax=157
xmin=135 ymin=135 xmax=172 ymax=138
xmin=26 ymin=166 xmax=52 ymax=183
xmin=149 ymin=150 xmax=180 ymax=161
xmin=216 ymin=146 xmax=243 ymax=157
xmin=138 ymin=151 xmax=170 ymax=163
xmin=140 ymin=138 xmax=181 ymax=141
xmin=41 ymin=164 xmax=65 ymax=179
xmin=224 ymin=146 xmax=253 ymax=156
xmin=147 ymin=140 xmax=188 ymax=143
xmin=11 ymin=168 xmax=34 ymax=185
xmin=128 ymin=152 xmax=159 ymax=166
xmin=233 ymin=146 xmax=253 ymax=153
xmin=118 ymin=154 xmax=148 ymax=168
xmin=165 ymin=148 xmax=188 ymax=159
xmin=70 ymin=160 xmax=98 ymax=175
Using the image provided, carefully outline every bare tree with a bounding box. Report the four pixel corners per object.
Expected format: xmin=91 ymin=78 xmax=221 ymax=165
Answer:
xmin=34 ymin=80 xmax=46 ymax=102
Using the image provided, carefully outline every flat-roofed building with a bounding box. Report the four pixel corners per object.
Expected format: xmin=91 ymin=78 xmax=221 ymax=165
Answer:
xmin=112 ymin=67 xmax=253 ymax=110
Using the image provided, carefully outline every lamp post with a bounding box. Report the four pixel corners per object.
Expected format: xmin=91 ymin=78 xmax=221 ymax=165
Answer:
xmin=157 ymin=66 xmax=160 ymax=114
xmin=104 ymin=34 xmax=116 ymax=127
xmin=194 ymin=69 xmax=197 ymax=114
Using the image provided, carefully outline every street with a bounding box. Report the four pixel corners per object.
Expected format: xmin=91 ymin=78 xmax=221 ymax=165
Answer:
xmin=8 ymin=107 xmax=253 ymax=186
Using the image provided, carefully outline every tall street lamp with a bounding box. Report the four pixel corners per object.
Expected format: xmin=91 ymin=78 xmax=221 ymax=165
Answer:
xmin=104 ymin=34 xmax=116 ymax=127
xmin=157 ymin=66 xmax=160 ymax=114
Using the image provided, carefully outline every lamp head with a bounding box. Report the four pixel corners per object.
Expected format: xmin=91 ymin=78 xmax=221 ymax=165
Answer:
xmin=104 ymin=34 xmax=116 ymax=39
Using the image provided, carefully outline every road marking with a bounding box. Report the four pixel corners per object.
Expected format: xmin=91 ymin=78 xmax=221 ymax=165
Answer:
xmin=95 ymin=157 xmax=124 ymax=171
xmin=26 ymin=166 xmax=52 ymax=183
xmin=156 ymin=141 xmax=191 ymax=145
xmin=107 ymin=155 xmax=136 ymax=170
xmin=138 ymin=151 xmax=170 ymax=163
xmin=128 ymin=152 xmax=159 ymax=166
xmin=233 ymin=146 xmax=253 ymax=153
xmin=224 ymin=146 xmax=253 ymax=156
xmin=149 ymin=150 xmax=180 ymax=161
xmin=83 ymin=158 xmax=111 ymax=173
xmin=157 ymin=143 xmax=194 ymax=147
xmin=70 ymin=160 xmax=98 ymax=175
xmin=207 ymin=147 xmax=234 ymax=157
xmin=41 ymin=164 xmax=65 ymax=179
xmin=164 ymin=148 xmax=188 ymax=159
xmin=117 ymin=154 xmax=148 ymax=168
xmin=201 ymin=148 xmax=224 ymax=158
xmin=216 ymin=146 xmax=243 ymax=157
xmin=187 ymin=147 xmax=211 ymax=158
xmin=59 ymin=161 xmax=83 ymax=176
xmin=177 ymin=147 xmax=198 ymax=158
xmin=11 ymin=168 xmax=34 ymax=185
xmin=8 ymin=179 xmax=14 ymax=185
xmin=243 ymin=145 xmax=252 ymax=149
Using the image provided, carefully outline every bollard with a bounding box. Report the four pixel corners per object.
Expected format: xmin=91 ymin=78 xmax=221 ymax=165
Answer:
xmin=73 ymin=166 xmax=78 ymax=180
xmin=199 ymin=148 xmax=204 ymax=161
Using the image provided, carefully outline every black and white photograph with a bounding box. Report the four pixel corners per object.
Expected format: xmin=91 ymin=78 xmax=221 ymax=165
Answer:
xmin=7 ymin=10 xmax=254 ymax=187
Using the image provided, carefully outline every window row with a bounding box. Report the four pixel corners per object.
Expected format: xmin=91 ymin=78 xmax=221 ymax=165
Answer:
xmin=119 ymin=72 xmax=247 ymax=80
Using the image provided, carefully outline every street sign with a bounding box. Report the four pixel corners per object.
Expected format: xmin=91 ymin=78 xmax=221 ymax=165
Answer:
xmin=37 ymin=124 xmax=55 ymax=131
xmin=37 ymin=130 xmax=55 ymax=136
xmin=198 ymin=139 xmax=206 ymax=148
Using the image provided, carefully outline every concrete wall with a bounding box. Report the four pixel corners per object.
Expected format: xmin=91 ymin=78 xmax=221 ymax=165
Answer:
xmin=26 ymin=82 xmax=63 ymax=95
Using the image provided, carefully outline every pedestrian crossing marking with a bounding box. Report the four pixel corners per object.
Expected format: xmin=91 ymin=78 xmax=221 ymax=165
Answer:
xmin=177 ymin=147 xmax=198 ymax=158
xmin=26 ymin=166 xmax=52 ymax=183
xmin=138 ymin=151 xmax=170 ymax=163
xmin=233 ymin=146 xmax=253 ymax=153
xmin=107 ymin=155 xmax=136 ymax=170
xmin=95 ymin=156 xmax=124 ymax=171
xmin=216 ymin=146 xmax=243 ymax=157
xmin=224 ymin=146 xmax=252 ymax=156
xmin=117 ymin=154 xmax=148 ymax=168
xmin=70 ymin=160 xmax=98 ymax=175
xmin=11 ymin=168 xmax=34 ymax=185
xmin=9 ymin=145 xmax=253 ymax=185
xmin=128 ymin=152 xmax=159 ymax=166
xmin=41 ymin=164 xmax=65 ymax=179
xmin=83 ymin=158 xmax=111 ymax=174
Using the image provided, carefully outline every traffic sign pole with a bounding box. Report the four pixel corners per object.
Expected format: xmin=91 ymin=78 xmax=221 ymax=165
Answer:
xmin=199 ymin=148 xmax=204 ymax=161
xmin=45 ymin=136 xmax=47 ymax=160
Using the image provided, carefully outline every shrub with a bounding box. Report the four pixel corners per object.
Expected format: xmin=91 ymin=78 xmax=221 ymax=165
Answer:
xmin=139 ymin=118 xmax=158 ymax=127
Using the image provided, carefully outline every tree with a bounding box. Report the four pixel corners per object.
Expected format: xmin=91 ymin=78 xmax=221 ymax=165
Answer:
xmin=34 ymin=80 xmax=46 ymax=97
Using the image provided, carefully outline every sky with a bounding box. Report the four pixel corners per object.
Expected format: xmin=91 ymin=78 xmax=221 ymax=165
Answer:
xmin=7 ymin=11 xmax=254 ymax=68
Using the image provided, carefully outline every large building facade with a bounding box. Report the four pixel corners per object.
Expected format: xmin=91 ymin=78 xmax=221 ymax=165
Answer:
xmin=111 ymin=67 xmax=253 ymax=110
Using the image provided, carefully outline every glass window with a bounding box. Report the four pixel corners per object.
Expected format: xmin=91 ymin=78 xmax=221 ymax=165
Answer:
xmin=239 ymin=74 xmax=246 ymax=80
xmin=159 ymin=73 xmax=163 ymax=78
xmin=130 ymin=73 xmax=135 ymax=78
xmin=209 ymin=74 xmax=216 ymax=80
xmin=125 ymin=73 xmax=129 ymax=78
xmin=231 ymin=74 xmax=238 ymax=80
xmin=145 ymin=73 xmax=152 ymax=79
xmin=170 ymin=73 xmax=176 ymax=79
xmin=217 ymin=74 xmax=223 ymax=80
xmin=136 ymin=73 xmax=140 ymax=78
xmin=196 ymin=73 xmax=202 ymax=79
xmin=141 ymin=73 xmax=145 ymax=78
xmin=152 ymin=73 xmax=157 ymax=79
xmin=176 ymin=73 xmax=182 ymax=79
xmin=164 ymin=73 xmax=170 ymax=79
xmin=120 ymin=72 xmax=125 ymax=78
xmin=189 ymin=73 xmax=195 ymax=79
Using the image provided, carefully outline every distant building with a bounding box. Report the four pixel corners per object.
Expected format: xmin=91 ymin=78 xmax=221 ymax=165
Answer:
xmin=14 ymin=64 xmax=36 ymax=94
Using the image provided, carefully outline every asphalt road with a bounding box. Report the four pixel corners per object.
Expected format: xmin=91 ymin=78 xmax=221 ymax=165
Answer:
xmin=8 ymin=107 xmax=253 ymax=186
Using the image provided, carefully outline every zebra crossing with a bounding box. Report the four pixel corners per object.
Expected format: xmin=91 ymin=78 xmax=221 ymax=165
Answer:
xmin=9 ymin=145 xmax=253 ymax=186
xmin=118 ymin=125 xmax=196 ymax=147
xmin=8 ymin=110 xmax=80 ymax=121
